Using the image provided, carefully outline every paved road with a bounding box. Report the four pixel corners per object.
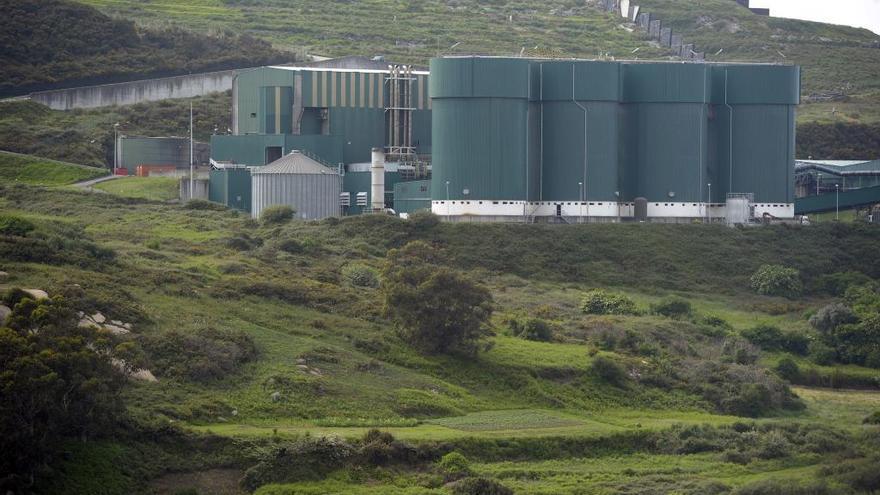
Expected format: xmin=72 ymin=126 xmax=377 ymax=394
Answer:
xmin=74 ymin=174 xmax=121 ymax=191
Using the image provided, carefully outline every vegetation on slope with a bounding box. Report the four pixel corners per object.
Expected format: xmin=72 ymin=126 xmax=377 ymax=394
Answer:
xmin=0 ymin=93 xmax=230 ymax=167
xmin=2 ymin=181 xmax=880 ymax=493
xmin=0 ymin=0 xmax=294 ymax=97
xmin=76 ymin=0 xmax=880 ymax=157
xmin=0 ymin=150 xmax=106 ymax=185
xmin=93 ymin=177 xmax=180 ymax=201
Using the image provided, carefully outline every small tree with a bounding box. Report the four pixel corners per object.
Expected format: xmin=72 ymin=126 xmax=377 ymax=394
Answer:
xmin=260 ymin=205 xmax=295 ymax=224
xmin=382 ymin=241 xmax=493 ymax=355
xmin=581 ymin=289 xmax=637 ymax=315
xmin=342 ymin=264 xmax=380 ymax=288
xmin=749 ymin=265 xmax=803 ymax=298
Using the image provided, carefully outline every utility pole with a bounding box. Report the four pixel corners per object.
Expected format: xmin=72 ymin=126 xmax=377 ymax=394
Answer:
xmin=113 ymin=123 xmax=120 ymax=172
xmin=836 ymin=184 xmax=840 ymax=221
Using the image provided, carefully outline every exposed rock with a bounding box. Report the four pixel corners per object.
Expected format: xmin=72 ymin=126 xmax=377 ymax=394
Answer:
xmin=131 ymin=369 xmax=158 ymax=382
xmin=78 ymin=317 xmax=98 ymax=329
xmin=0 ymin=305 xmax=11 ymax=323
xmin=296 ymin=364 xmax=309 ymax=370
xmin=270 ymin=391 xmax=282 ymax=402
xmin=91 ymin=312 xmax=106 ymax=324
xmin=111 ymin=319 xmax=124 ymax=326
xmin=231 ymin=409 xmax=238 ymax=417
xmin=122 ymin=322 xmax=132 ymax=330
xmin=24 ymin=289 xmax=49 ymax=300
xmin=0 ymin=270 xmax=9 ymax=280
xmin=309 ymin=370 xmax=322 ymax=376
xmin=295 ymin=358 xmax=307 ymax=364
xmin=103 ymin=324 xmax=130 ymax=335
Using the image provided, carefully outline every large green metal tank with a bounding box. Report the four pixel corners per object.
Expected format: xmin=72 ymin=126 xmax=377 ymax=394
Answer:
xmin=714 ymin=65 xmax=800 ymax=204
xmin=539 ymin=61 xmax=621 ymax=201
xmin=430 ymin=57 xmax=531 ymax=201
xmin=622 ymin=63 xmax=712 ymax=204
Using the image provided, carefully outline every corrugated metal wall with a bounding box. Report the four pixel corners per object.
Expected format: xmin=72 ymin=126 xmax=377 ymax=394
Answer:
xmin=429 ymin=57 xmax=800 ymax=206
xmin=251 ymin=172 xmax=342 ymax=220
xmin=119 ymin=137 xmax=190 ymax=174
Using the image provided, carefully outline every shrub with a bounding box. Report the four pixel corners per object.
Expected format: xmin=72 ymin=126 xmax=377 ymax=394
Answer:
xmin=382 ymin=241 xmax=493 ymax=355
xmin=452 ymin=477 xmax=513 ymax=495
xmin=815 ymin=271 xmax=872 ymax=296
xmin=278 ymin=238 xmax=303 ymax=254
xmin=741 ymin=325 xmax=809 ymax=355
xmin=591 ymin=356 xmax=627 ymax=386
xmin=808 ymin=341 xmax=837 ymax=365
xmin=408 ymin=210 xmax=440 ymax=230
xmin=775 ymin=357 xmax=801 ymax=382
xmin=863 ymin=411 xmax=880 ymax=424
xmin=581 ymin=289 xmax=637 ymax=315
xmin=260 ymin=205 xmax=294 ymax=224
xmin=184 ymin=198 xmax=226 ymax=211
xmin=809 ymin=303 xmax=857 ymax=335
xmin=141 ymin=327 xmax=257 ymax=382
xmin=651 ymin=296 xmax=692 ymax=319
xmin=342 ymin=264 xmax=380 ymax=288
xmin=0 ymin=214 xmax=35 ymax=237
xmin=750 ymin=265 xmax=803 ymax=298
xmin=240 ymin=436 xmax=355 ymax=491
xmin=438 ymin=452 xmax=471 ymax=478
xmin=508 ymin=317 xmax=554 ymax=342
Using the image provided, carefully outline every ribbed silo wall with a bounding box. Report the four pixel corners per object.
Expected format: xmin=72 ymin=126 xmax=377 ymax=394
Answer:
xmin=429 ymin=57 xmax=531 ymax=201
xmin=622 ymin=64 xmax=711 ymax=203
xmin=539 ymin=61 xmax=621 ymax=201
xmin=711 ymin=65 xmax=799 ymax=203
xmin=251 ymin=173 xmax=342 ymax=220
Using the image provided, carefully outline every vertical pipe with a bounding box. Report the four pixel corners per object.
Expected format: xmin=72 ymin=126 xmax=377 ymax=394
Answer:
xmin=725 ymin=69 xmax=734 ymax=194
xmin=371 ymin=147 xmax=385 ymax=211
xmin=572 ymin=65 xmax=588 ymax=214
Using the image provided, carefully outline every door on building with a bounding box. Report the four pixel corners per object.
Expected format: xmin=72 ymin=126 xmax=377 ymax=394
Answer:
xmin=556 ymin=204 xmax=562 ymax=217
xmin=265 ymin=146 xmax=283 ymax=164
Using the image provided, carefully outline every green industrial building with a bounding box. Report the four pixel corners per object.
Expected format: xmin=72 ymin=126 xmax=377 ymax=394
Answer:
xmin=210 ymin=59 xmax=432 ymax=215
xmin=210 ymin=56 xmax=800 ymax=222
xmin=429 ymin=56 xmax=800 ymax=222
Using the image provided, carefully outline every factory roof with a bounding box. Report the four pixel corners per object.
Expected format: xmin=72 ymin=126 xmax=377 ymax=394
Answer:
xmin=254 ymin=151 xmax=339 ymax=175
xmin=796 ymin=159 xmax=880 ymax=172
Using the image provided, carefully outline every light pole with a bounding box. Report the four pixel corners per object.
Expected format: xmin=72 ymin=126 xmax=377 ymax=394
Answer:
xmin=113 ymin=122 xmax=120 ymax=172
xmin=445 ymin=181 xmax=450 ymax=218
xmin=707 ymin=183 xmax=712 ymax=222
xmin=615 ymin=191 xmax=620 ymax=223
xmin=835 ymin=184 xmax=840 ymax=221
xmin=578 ymin=182 xmax=583 ymax=222
xmin=816 ymin=172 xmax=821 ymax=196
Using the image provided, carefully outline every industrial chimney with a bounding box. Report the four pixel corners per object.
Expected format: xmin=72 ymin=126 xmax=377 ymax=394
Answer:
xmin=371 ymin=147 xmax=385 ymax=211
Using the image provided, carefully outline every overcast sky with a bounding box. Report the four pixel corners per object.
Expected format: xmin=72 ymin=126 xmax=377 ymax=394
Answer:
xmin=748 ymin=0 xmax=880 ymax=35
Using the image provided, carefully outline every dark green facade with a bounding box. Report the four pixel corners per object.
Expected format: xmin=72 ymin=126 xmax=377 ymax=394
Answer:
xmin=430 ymin=57 xmax=800 ymax=205
xmin=209 ymin=168 xmax=252 ymax=213
xmin=393 ymin=179 xmax=432 ymax=214
xmin=214 ymin=66 xmax=432 ymax=168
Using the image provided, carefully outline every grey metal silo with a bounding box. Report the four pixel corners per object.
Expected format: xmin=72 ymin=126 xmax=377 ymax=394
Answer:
xmin=251 ymin=150 xmax=343 ymax=220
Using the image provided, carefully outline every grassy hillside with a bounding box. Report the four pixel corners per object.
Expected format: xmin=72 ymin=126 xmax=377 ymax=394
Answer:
xmin=2 ymin=181 xmax=880 ymax=493
xmin=0 ymin=92 xmax=230 ymax=167
xmin=0 ymin=0 xmax=294 ymax=97
xmin=0 ymin=150 xmax=106 ymax=185
xmin=75 ymin=0 xmax=880 ymax=158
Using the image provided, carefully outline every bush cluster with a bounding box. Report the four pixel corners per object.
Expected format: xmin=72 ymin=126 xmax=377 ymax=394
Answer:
xmin=749 ymin=265 xmax=803 ymax=298
xmin=741 ymin=325 xmax=809 ymax=355
xmin=651 ymin=296 xmax=692 ymax=319
xmin=260 ymin=205 xmax=295 ymax=224
xmin=508 ymin=317 xmax=554 ymax=342
xmin=591 ymin=356 xmax=628 ymax=387
xmin=342 ymin=264 xmax=380 ymax=288
xmin=0 ymin=214 xmax=35 ymax=236
xmin=581 ymin=289 xmax=638 ymax=315
xmin=141 ymin=327 xmax=257 ymax=382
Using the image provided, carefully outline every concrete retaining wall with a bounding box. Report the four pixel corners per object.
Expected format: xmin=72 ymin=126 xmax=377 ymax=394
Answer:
xmin=30 ymin=69 xmax=254 ymax=110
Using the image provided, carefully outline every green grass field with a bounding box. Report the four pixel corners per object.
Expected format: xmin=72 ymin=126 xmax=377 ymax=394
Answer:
xmin=0 ymin=150 xmax=105 ymax=185
xmin=93 ymin=176 xmax=179 ymax=201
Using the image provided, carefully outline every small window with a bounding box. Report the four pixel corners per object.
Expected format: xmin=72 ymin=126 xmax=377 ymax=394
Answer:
xmin=250 ymin=112 xmax=257 ymax=118
xmin=493 ymin=201 xmax=499 ymax=205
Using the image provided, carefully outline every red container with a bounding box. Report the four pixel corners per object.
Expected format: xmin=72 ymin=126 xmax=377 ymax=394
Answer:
xmin=113 ymin=168 xmax=129 ymax=176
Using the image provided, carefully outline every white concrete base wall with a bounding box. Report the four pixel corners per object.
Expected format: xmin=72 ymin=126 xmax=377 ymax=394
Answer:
xmin=431 ymin=200 xmax=794 ymax=221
